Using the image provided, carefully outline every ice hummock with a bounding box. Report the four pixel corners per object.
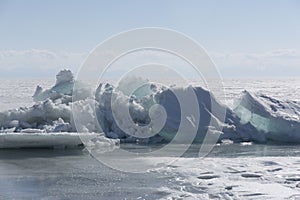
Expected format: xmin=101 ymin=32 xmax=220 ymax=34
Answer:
xmin=1 ymin=69 xmax=300 ymax=148
xmin=66 ymin=73 xmax=289 ymax=144
xmin=147 ymin=86 xmax=263 ymax=143
xmin=234 ymin=90 xmax=300 ymax=143
xmin=33 ymin=69 xmax=75 ymax=102
xmin=0 ymin=69 xmax=90 ymax=136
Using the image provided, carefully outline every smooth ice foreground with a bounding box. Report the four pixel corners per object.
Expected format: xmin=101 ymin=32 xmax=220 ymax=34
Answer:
xmin=0 ymin=70 xmax=300 ymax=147
xmin=1 ymin=145 xmax=300 ymax=199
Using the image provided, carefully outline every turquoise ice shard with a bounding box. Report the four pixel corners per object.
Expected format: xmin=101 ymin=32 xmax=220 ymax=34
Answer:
xmin=33 ymin=69 xmax=75 ymax=102
xmin=234 ymin=90 xmax=300 ymax=143
xmin=33 ymin=69 xmax=91 ymax=102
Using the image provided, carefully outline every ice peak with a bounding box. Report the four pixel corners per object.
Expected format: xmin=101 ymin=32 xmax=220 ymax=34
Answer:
xmin=55 ymin=69 xmax=74 ymax=86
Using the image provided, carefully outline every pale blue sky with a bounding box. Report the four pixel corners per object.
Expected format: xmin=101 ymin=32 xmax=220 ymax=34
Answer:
xmin=0 ymin=0 xmax=299 ymax=78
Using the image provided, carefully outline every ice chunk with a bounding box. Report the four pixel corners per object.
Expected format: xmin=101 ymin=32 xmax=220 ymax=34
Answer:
xmin=0 ymin=99 xmax=72 ymax=132
xmin=33 ymin=70 xmax=74 ymax=102
xmin=85 ymin=134 xmax=120 ymax=153
xmin=116 ymin=76 xmax=152 ymax=99
xmin=0 ymin=132 xmax=98 ymax=148
xmin=93 ymin=83 xmax=153 ymax=140
xmin=20 ymin=128 xmax=45 ymax=133
xmin=234 ymin=91 xmax=300 ymax=143
xmin=90 ymin=83 xmax=264 ymax=143
xmin=55 ymin=69 xmax=74 ymax=85
xmin=33 ymin=69 xmax=91 ymax=102
xmin=154 ymin=86 xmax=263 ymax=143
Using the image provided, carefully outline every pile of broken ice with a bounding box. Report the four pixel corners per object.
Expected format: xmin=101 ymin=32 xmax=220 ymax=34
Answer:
xmin=1 ymin=69 xmax=300 ymax=145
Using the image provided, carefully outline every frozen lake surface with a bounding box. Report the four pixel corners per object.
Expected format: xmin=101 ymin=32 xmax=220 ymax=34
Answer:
xmin=1 ymin=144 xmax=300 ymax=199
xmin=0 ymin=148 xmax=169 ymax=200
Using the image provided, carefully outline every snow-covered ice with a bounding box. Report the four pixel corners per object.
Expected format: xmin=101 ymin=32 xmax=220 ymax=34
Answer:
xmin=0 ymin=70 xmax=300 ymax=148
xmin=151 ymin=154 xmax=300 ymax=199
xmin=234 ymin=90 xmax=300 ymax=143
